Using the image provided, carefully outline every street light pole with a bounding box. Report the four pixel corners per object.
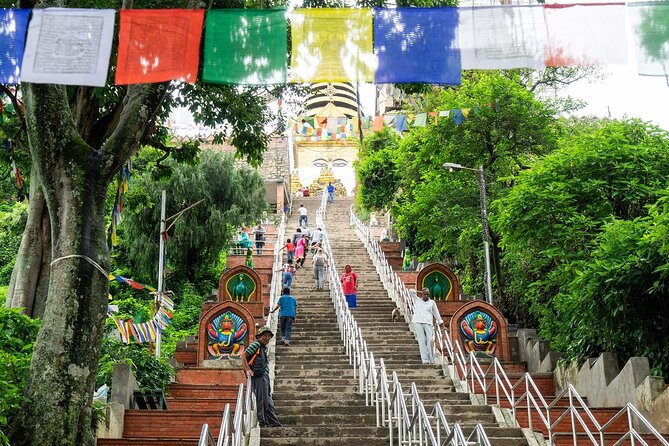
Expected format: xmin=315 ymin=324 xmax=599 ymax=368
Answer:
xmin=155 ymin=190 xmax=167 ymax=358
xmin=476 ymin=165 xmax=494 ymax=305
xmin=443 ymin=162 xmax=494 ymax=304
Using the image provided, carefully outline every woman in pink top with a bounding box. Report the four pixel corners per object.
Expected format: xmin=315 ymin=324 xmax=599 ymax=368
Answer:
xmin=295 ymin=236 xmax=308 ymax=268
xmin=340 ymin=264 xmax=358 ymax=308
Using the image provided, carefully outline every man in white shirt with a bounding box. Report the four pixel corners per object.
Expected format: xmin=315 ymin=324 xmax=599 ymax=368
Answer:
xmin=298 ymin=204 xmax=308 ymax=227
xmin=411 ymin=287 xmax=444 ymax=364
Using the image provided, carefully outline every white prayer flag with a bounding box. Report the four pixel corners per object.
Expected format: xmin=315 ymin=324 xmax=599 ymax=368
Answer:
xmin=544 ymin=4 xmax=627 ymax=67
xmin=21 ymin=8 xmax=116 ymax=86
xmin=459 ymin=5 xmax=546 ymax=70
xmin=627 ymin=2 xmax=669 ymax=77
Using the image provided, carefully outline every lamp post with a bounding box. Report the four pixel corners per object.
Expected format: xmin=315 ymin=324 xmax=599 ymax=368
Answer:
xmin=443 ymin=163 xmax=494 ymax=305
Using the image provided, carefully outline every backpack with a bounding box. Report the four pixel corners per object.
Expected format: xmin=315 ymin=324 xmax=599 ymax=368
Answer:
xmin=315 ymin=255 xmax=325 ymax=267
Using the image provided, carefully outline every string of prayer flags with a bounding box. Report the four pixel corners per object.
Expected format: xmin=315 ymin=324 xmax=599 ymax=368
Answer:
xmin=116 ymin=9 xmax=204 ymax=85
xmin=110 ymin=292 xmax=173 ymax=344
xmin=110 ymin=273 xmax=157 ymax=292
xmin=544 ymin=4 xmax=627 ymax=67
xmin=290 ymin=8 xmax=374 ymax=83
xmin=374 ymin=7 xmax=461 ymax=85
xmin=459 ymin=5 xmax=546 ymax=70
xmin=627 ymin=1 xmax=669 ymax=77
xmin=0 ymin=9 xmax=29 ymax=84
xmin=203 ymin=9 xmax=287 ymax=85
xmin=21 ymin=8 xmax=116 ymax=86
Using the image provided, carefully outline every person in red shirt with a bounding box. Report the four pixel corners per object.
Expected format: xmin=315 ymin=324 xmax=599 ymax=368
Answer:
xmin=340 ymin=264 xmax=358 ymax=308
xmin=280 ymin=238 xmax=295 ymax=262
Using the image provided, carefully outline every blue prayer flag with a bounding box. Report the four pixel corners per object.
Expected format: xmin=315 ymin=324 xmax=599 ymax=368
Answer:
xmin=0 ymin=9 xmax=29 ymax=84
xmin=374 ymin=7 xmax=461 ymax=85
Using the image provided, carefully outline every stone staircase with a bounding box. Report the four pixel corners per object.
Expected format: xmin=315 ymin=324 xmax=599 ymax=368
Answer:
xmin=323 ymin=197 xmax=530 ymax=446
xmin=262 ymin=196 xmax=388 ymax=446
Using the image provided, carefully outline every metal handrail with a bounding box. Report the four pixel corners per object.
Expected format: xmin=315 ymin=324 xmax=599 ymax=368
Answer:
xmin=349 ymin=206 xmax=669 ymax=446
xmin=313 ymin=195 xmax=491 ymax=446
xmin=199 ymin=215 xmax=285 ymax=446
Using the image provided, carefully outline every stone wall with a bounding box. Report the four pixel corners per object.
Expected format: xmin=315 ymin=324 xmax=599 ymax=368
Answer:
xmin=515 ymin=329 xmax=669 ymax=432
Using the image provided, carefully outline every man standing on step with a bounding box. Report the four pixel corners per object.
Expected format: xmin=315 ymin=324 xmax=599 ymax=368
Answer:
xmin=312 ymin=248 xmax=328 ymax=291
xmin=298 ymin=203 xmax=308 ymax=227
xmin=270 ymin=288 xmax=298 ymax=345
xmin=242 ymin=327 xmax=281 ymax=427
xmin=411 ymin=288 xmax=444 ymax=365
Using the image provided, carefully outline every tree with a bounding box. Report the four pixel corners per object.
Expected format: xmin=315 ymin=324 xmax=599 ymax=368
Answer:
xmin=376 ymin=72 xmax=559 ymax=303
xmin=354 ymin=128 xmax=401 ymax=211
xmin=4 ymin=0 xmax=286 ymax=444
xmin=493 ymin=118 xmax=669 ymax=337
xmin=120 ymin=149 xmax=267 ymax=285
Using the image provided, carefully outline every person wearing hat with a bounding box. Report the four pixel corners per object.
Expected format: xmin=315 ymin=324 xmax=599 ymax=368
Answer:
xmin=242 ymin=326 xmax=281 ymax=427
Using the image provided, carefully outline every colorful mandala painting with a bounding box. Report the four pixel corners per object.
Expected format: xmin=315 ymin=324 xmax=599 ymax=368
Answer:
xmin=206 ymin=310 xmax=248 ymax=358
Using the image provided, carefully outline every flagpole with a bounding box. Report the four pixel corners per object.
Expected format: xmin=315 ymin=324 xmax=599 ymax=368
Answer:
xmin=155 ymin=190 xmax=167 ymax=359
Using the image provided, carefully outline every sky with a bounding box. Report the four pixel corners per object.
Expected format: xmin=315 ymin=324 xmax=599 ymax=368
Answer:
xmin=557 ymin=67 xmax=669 ymax=130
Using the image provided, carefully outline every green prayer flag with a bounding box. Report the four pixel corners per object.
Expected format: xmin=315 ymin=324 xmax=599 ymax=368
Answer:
xmin=413 ymin=113 xmax=427 ymax=127
xmin=203 ymin=9 xmax=287 ymax=85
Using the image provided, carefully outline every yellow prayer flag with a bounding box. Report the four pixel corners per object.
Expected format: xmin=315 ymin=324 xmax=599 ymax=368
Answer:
xmin=290 ymin=8 xmax=375 ymax=83
xmin=462 ymin=108 xmax=471 ymax=118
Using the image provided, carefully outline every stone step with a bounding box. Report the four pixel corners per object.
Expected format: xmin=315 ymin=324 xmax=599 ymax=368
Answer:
xmin=98 ymin=440 xmax=197 ymax=446
xmin=259 ymin=437 xmax=388 ymax=446
xmin=261 ymin=426 xmax=386 ymax=438
xmin=274 ymin=413 xmax=378 ymax=425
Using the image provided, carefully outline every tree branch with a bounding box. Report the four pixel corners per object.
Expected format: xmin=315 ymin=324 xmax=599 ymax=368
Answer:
xmin=100 ymin=83 xmax=170 ymax=181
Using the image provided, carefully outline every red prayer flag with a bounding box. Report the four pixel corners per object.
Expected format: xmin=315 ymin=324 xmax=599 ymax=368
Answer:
xmin=115 ymin=9 xmax=205 ymax=85
xmin=372 ymin=116 xmax=384 ymax=132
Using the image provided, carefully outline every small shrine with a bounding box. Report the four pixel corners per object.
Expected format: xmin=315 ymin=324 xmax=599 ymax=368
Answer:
xmin=217 ymin=265 xmax=265 ymax=321
xmin=416 ymin=262 xmax=511 ymax=361
xmin=416 ymin=263 xmax=460 ymax=301
xmin=449 ymin=300 xmax=510 ymax=361
xmin=197 ymin=301 xmax=256 ymax=366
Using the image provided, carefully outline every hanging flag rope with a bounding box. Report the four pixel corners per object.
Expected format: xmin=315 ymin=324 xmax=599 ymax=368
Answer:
xmin=0 ymin=4 xmax=663 ymax=84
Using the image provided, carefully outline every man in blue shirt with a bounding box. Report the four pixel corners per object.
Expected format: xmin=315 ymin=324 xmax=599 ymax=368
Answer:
xmin=327 ymin=182 xmax=335 ymax=203
xmin=270 ymin=287 xmax=298 ymax=346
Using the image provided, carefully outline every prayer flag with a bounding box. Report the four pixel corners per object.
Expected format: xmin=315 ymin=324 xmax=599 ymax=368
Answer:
xmin=372 ymin=115 xmax=384 ymax=132
xmin=628 ymin=1 xmax=669 ymax=76
xmin=21 ymin=8 xmax=116 ymax=86
xmin=116 ymin=9 xmax=204 ymax=85
xmin=203 ymin=9 xmax=287 ymax=85
xmin=290 ymin=8 xmax=375 ymax=82
xmin=544 ymin=4 xmax=627 ymax=67
xmin=414 ymin=113 xmax=427 ymax=127
xmin=459 ymin=5 xmax=546 ymax=70
xmin=374 ymin=7 xmax=461 ymax=84
xmin=396 ymin=114 xmax=408 ymax=132
xmin=0 ymin=9 xmax=29 ymax=84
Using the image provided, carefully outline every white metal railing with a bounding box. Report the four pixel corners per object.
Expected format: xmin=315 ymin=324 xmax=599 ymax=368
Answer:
xmin=199 ymin=214 xmax=285 ymax=446
xmin=350 ymin=206 xmax=669 ymax=446
xmin=313 ymin=194 xmax=491 ymax=446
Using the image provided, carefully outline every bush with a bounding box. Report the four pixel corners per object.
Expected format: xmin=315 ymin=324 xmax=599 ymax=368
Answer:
xmin=0 ymin=308 xmax=40 ymax=445
xmin=97 ymin=336 xmax=173 ymax=392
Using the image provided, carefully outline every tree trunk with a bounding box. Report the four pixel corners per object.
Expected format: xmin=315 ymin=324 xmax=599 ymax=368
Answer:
xmin=10 ymin=84 xmax=111 ymax=446
xmin=5 ymin=168 xmax=50 ymax=317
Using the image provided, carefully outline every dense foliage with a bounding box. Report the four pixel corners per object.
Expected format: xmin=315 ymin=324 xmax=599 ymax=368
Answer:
xmin=356 ymin=75 xmax=669 ymax=378
xmin=0 ymin=202 xmax=27 ymax=287
xmin=494 ymin=119 xmax=669 ymax=376
xmin=0 ymin=308 xmax=40 ymax=445
xmin=117 ymin=149 xmax=267 ymax=285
